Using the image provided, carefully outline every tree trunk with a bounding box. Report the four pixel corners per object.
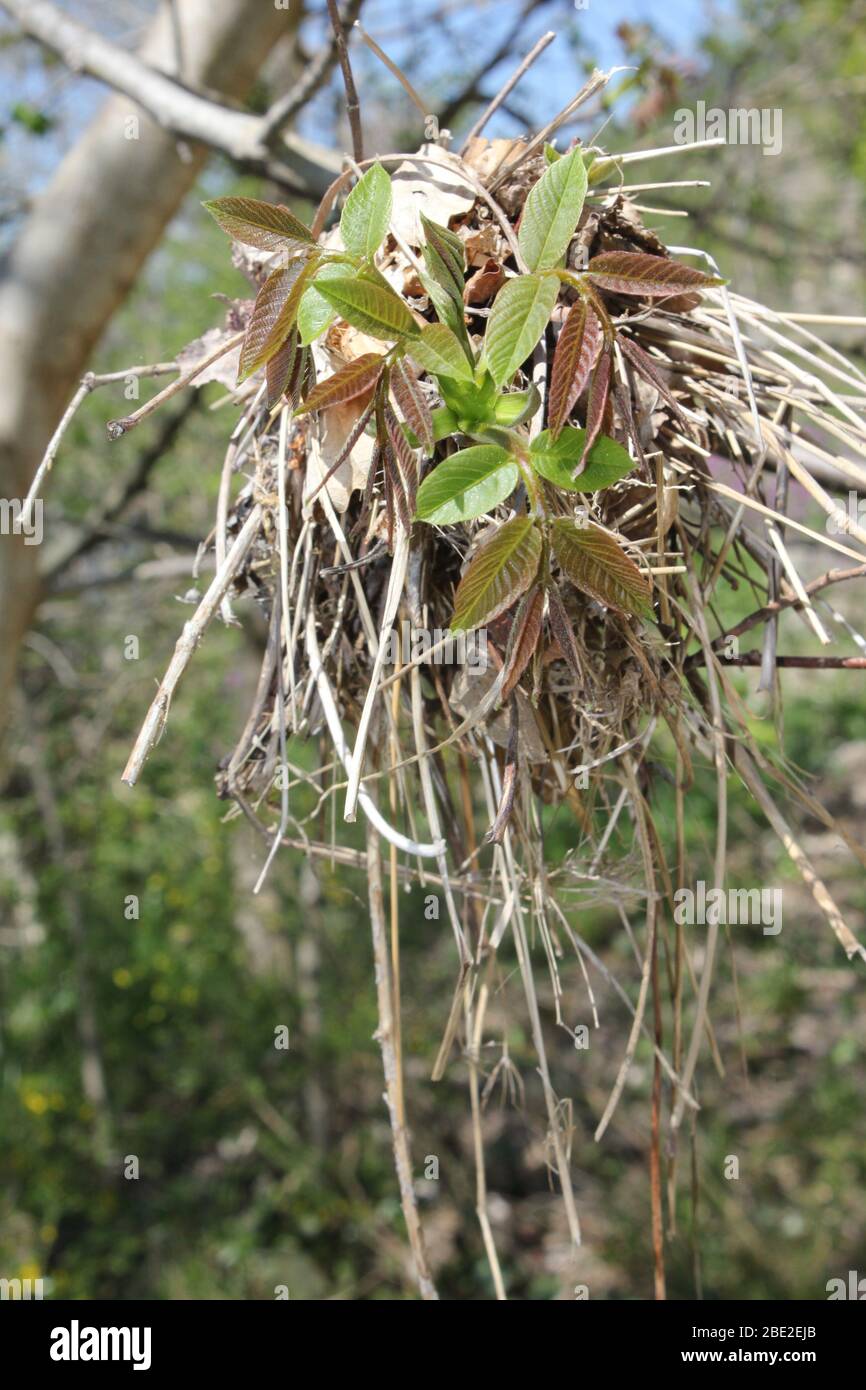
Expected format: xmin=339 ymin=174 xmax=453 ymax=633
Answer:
xmin=0 ymin=0 xmax=300 ymax=723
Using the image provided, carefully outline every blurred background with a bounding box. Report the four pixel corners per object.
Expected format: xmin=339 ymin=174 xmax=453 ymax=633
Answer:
xmin=0 ymin=0 xmax=865 ymax=1300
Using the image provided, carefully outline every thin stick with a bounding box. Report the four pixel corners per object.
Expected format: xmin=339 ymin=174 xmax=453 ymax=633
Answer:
xmin=460 ymin=30 xmax=555 ymax=153
xmin=713 ymin=652 xmax=866 ymax=670
xmin=328 ymin=0 xmax=363 ymax=163
xmin=107 ymin=332 xmax=244 ymax=438
xmin=122 ymin=503 xmax=262 ymax=785
xmin=488 ymin=67 xmax=615 ymax=193
xmin=21 ymin=363 xmax=178 ymax=528
xmin=354 ymin=22 xmax=429 ymax=118
xmin=366 ymin=821 xmax=439 ymax=1300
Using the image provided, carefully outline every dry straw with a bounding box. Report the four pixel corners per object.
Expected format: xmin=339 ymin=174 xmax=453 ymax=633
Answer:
xmin=30 ymin=40 xmax=866 ymax=1300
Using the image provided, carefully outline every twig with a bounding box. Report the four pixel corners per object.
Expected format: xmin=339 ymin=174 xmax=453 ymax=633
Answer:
xmin=712 ymin=652 xmax=866 ymax=670
xmin=107 ymin=332 xmax=244 ymax=439
xmin=459 ymin=30 xmax=555 ymax=153
xmin=21 ymin=363 xmax=178 ymax=529
xmin=354 ymin=22 xmax=429 ymax=118
xmin=122 ymin=503 xmax=263 ymax=785
xmin=261 ymin=0 xmax=365 ymax=140
xmin=366 ymin=821 xmax=439 ymax=1299
xmin=328 ymin=0 xmax=363 ymax=162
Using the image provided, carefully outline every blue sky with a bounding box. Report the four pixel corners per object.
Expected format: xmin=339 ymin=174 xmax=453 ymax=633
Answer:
xmin=0 ymin=0 xmax=735 ymax=209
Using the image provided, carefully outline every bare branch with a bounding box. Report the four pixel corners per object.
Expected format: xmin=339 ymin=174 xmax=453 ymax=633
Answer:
xmin=2 ymin=0 xmax=341 ymax=194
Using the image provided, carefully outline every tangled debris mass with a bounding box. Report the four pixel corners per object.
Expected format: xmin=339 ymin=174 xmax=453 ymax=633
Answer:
xmin=31 ymin=81 xmax=866 ymax=1298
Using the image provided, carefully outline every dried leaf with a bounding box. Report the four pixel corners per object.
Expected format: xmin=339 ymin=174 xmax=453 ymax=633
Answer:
xmin=463 ymin=258 xmax=507 ymax=306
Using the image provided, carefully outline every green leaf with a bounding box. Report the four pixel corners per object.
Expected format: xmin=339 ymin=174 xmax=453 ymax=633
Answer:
xmin=550 ymin=518 xmax=652 ymax=618
xmin=203 ymin=197 xmax=315 ymax=252
xmin=492 ymin=386 xmax=539 ymax=427
xmin=340 ymin=164 xmax=392 ymax=260
xmin=437 ymin=372 xmax=498 ymax=429
xmin=451 ymin=517 xmax=542 ymax=631
xmin=420 ymin=214 xmax=466 ymax=306
xmin=518 ymin=147 xmax=588 ymax=273
xmin=530 ymin=429 xmax=636 ymax=491
xmin=297 ymin=353 xmax=385 ymax=414
xmin=315 ymin=276 xmax=419 ymax=341
xmin=415 ymin=445 xmax=517 ymax=525
xmin=239 ymin=259 xmax=319 ymax=379
xmin=296 ymin=262 xmax=349 ymax=345
xmin=484 ymin=274 xmax=559 ymax=387
xmin=586 ymin=251 xmax=724 ymax=297
xmin=431 ymin=405 xmax=459 ymax=442
xmin=409 ymin=324 xmax=474 ymax=382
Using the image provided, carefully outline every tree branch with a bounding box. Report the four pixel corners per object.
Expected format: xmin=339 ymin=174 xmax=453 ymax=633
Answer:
xmin=2 ymin=0 xmax=342 ymax=194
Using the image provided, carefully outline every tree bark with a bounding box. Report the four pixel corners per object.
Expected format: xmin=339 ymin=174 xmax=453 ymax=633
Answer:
xmin=0 ymin=0 xmax=303 ymax=723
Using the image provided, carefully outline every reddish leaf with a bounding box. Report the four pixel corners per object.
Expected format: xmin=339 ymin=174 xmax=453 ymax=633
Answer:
xmin=298 ymin=353 xmax=384 ymax=414
xmin=204 ymin=197 xmax=316 ymax=252
xmin=239 ymin=260 xmax=318 ymax=380
xmin=390 ymin=358 xmax=434 ymax=455
xmin=382 ymin=441 xmax=411 ymax=536
xmin=551 ymin=518 xmax=653 ymax=619
xmin=546 ymin=587 xmax=583 ymax=683
xmin=451 ymin=517 xmax=542 ymax=633
xmin=548 ymin=300 xmax=603 ymax=441
xmin=577 ymin=349 xmax=611 ymax=473
xmin=384 ymin=403 xmax=420 ymax=516
xmin=502 ymin=586 xmax=544 ymax=697
xmin=618 ymin=335 xmax=688 ymax=424
xmin=587 ymin=251 xmax=723 ymax=298
xmin=266 ymin=333 xmax=299 ymax=410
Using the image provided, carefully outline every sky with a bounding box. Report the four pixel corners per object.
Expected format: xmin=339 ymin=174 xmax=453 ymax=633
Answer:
xmin=0 ymin=0 xmax=735 ymax=217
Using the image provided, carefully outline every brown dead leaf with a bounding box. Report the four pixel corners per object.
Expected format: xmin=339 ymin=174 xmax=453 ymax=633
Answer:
xmin=460 ymin=223 xmax=503 ymax=267
xmin=463 ymin=257 xmax=506 ymax=306
xmin=462 ymin=136 xmax=526 ymax=180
